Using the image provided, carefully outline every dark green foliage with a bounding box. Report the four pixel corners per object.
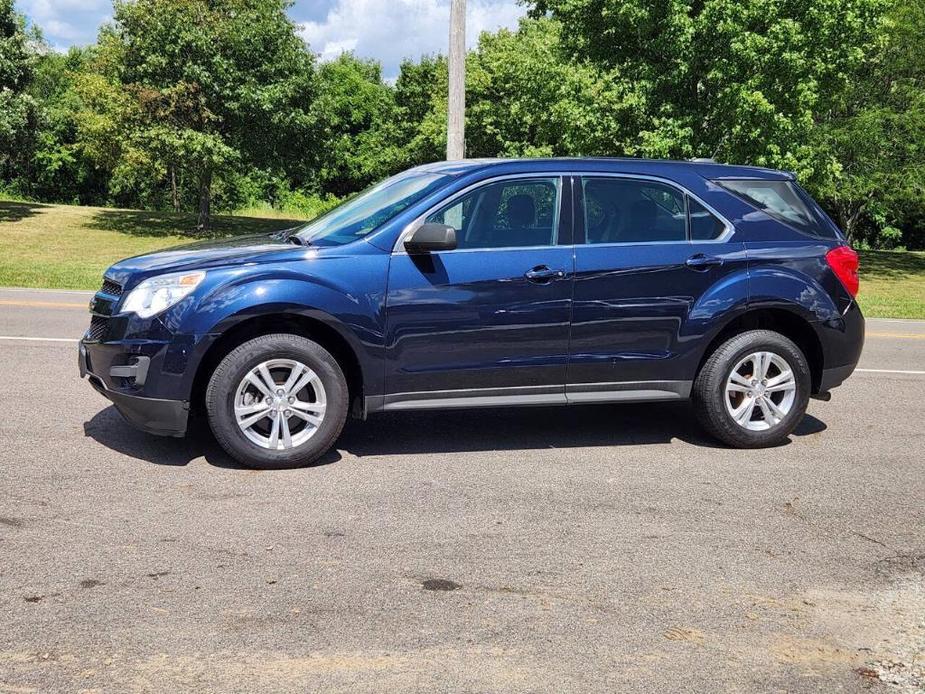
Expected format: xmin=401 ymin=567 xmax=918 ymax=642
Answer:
xmin=311 ymin=54 xmax=402 ymax=196
xmin=0 ymin=0 xmax=41 ymax=184
xmin=811 ymin=0 xmax=925 ymax=247
xmin=1 ymin=0 xmax=923 ymax=247
xmin=99 ymin=0 xmax=319 ymax=228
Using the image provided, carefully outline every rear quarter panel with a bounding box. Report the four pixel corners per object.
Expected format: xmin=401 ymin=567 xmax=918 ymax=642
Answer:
xmin=680 ymin=181 xmax=864 ymax=374
xmin=746 ymin=240 xmax=864 ymax=371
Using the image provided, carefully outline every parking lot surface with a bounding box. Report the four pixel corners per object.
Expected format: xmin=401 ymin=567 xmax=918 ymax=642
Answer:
xmin=1 ymin=288 xmax=924 ymax=692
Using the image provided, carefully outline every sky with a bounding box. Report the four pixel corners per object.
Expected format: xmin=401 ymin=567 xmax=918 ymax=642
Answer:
xmin=16 ymin=0 xmax=525 ymax=80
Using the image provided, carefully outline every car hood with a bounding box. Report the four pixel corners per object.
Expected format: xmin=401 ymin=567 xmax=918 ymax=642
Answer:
xmin=103 ymin=231 xmax=303 ymax=287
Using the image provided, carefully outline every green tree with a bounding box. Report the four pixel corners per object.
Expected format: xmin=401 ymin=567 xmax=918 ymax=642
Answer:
xmin=0 ymin=0 xmax=41 ymax=184
xmin=392 ymin=20 xmax=643 ymax=162
xmin=812 ymin=0 xmax=925 ymax=246
xmin=96 ymin=0 xmax=317 ymax=228
xmin=465 ymin=18 xmax=648 ymax=158
xmin=393 ymin=55 xmax=447 ymax=165
xmin=310 ymin=53 xmax=401 ymax=196
xmin=23 ymin=48 xmax=110 ymax=204
xmin=529 ymin=0 xmax=885 ymax=173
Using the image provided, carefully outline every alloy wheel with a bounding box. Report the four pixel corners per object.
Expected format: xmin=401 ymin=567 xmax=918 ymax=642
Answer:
xmin=724 ymin=351 xmax=797 ymax=431
xmin=233 ymin=358 xmax=327 ymax=450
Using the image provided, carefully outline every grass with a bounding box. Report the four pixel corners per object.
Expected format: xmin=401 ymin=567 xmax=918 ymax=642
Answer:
xmin=0 ymin=200 xmax=304 ymax=289
xmin=1 ymin=199 xmax=923 ymax=318
xmin=857 ymin=250 xmax=925 ymax=319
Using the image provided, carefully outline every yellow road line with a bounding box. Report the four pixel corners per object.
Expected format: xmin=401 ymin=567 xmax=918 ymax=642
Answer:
xmin=866 ymin=332 xmax=925 ymax=340
xmin=0 ymin=299 xmax=88 ymax=309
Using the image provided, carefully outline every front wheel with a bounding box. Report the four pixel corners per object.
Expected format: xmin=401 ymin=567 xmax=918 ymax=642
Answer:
xmin=205 ymin=334 xmax=348 ymax=469
xmin=693 ymin=330 xmax=811 ymax=448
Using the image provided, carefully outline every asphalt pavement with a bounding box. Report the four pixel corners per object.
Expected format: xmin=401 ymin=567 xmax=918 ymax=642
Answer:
xmin=1 ymin=286 xmax=923 ymax=693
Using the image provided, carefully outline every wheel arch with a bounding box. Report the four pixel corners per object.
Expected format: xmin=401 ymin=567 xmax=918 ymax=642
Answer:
xmin=695 ymin=307 xmax=825 ymax=394
xmin=190 ymin=312 xmax=366 ymax=419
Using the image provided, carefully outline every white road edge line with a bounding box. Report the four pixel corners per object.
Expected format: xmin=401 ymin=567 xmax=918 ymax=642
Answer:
xmin=1 ymin=336 xmax=923 ymax=377
xmin=856 ymin=368 xmax=925 ymax=375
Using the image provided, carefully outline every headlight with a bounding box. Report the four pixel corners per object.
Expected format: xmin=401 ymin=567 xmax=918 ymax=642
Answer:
xmin=120 ymin=271 xmax=206 ymax=319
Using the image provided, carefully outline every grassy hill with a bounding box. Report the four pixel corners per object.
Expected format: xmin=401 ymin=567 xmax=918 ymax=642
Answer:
xmin=0 ymin=200 xmax=303 ymax=290
xmin=1 ymin=199 xmax=923 ymax=318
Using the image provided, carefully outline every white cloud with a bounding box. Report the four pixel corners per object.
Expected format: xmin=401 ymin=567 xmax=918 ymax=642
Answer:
xmin=16 ymin=0 xmax=524 ymax=78
xmin=16 ymin=0 xmax=110 ymax=46
xmin=300 ymin=0 xmax=523 ymax=78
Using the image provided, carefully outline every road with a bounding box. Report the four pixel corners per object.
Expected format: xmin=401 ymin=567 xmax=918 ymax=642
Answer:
xmin=1 ymin=287 xmax=923 ymax=693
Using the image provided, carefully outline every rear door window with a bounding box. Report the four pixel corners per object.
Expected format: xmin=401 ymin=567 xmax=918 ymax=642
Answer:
xmin=582 ymin=178 xmax=686 ymax=244
xmin=719 ymin=179 xmax=834 ymax=237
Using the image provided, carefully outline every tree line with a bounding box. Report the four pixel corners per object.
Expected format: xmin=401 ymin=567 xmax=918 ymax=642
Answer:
xmin=1 ymin=0 xmax=923 ymax=247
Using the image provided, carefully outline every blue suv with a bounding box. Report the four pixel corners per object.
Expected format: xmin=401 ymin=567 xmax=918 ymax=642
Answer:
xmin=79 ymin=158 xmax=864 ymax=468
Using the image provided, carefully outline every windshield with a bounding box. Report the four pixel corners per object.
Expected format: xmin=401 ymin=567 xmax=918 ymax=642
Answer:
xmin=296 ymin=172 xmax=451 ymax=246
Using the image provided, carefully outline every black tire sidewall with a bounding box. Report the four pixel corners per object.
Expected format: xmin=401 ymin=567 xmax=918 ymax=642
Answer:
xmin=694 ymin=330 xmax=811 ymax=448
xmin=205 ymin=334 xmax=348 ymax=469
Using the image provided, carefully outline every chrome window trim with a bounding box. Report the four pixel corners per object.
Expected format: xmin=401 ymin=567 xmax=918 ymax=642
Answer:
xmin=392 ymin=170 xmax=736 ymax=253
xmin=576 ymin=172 xmax=736 ymax=246
xmin=392 ymin=172 xmax=568 ymax=254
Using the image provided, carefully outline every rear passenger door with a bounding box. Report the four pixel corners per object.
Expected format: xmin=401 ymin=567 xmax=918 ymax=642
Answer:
xmin=567 ymin=175 xmax=747 ymax=402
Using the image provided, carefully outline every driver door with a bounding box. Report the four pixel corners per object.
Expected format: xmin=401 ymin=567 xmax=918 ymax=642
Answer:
xmin=381 ymin=176 xmax=575 ymax=409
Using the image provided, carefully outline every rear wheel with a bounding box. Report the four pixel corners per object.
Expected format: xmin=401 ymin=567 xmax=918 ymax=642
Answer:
xmin=205 ymin=334 xmax=348 ymax=469
xmin=693 ymin=330 xmax=810 ymax=448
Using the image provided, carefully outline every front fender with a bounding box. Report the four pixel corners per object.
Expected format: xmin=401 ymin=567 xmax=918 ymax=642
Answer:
xmin=167 ymin=254 xmax=390 ymax=401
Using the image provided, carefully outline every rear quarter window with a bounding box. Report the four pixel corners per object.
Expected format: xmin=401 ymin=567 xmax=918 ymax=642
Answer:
xmin=719 ymin=179 xmax=839 ymax=239
xmin=688 ymin=198 xmax=727 ymax=240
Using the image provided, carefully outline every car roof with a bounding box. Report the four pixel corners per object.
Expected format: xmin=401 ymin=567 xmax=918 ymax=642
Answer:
xmin=411 ymin=157 xmax=793 ymax=181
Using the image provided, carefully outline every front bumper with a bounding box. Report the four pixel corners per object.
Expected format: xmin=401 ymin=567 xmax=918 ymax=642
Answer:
xmin=79 ymin=342 xmax=189 ymax=437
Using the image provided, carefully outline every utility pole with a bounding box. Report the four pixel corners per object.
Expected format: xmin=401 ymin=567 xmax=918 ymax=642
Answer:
xmin=447 ymin=0 xmax=466 ymax=160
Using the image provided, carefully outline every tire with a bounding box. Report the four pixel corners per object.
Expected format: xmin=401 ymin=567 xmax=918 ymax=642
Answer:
xmin=205 ymin=333 xmax=348 ymax=469
xmin=692 ymin=329 xmax=811 ymax=449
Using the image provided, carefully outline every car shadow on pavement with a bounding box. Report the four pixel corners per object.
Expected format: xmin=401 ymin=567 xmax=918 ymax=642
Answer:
xmin=336 ymin=401 xmax=828 ymax=457
xmin=82 ymin=405 xmax=343 ymax=469
xmin=84 ymin=401 xmax=827 ymax=468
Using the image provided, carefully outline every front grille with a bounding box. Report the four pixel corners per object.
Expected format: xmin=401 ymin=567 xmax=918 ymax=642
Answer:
xmin=100 ymin=278 xmax=122 ymax=297
xmin=86 ymin=315 xmax=109 ymax=342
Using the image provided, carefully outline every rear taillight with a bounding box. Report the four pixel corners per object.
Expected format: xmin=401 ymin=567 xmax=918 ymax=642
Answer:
xmin=825 ymin=245 xmax=860 ymax=297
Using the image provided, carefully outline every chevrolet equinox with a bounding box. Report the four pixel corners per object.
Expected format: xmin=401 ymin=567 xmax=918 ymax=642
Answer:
xmin=79 ymin=159 xmax=864 ymax=468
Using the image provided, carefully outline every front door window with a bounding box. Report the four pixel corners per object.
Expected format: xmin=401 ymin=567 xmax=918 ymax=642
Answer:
xmin=426 ymin=178 xmax=561 ymax=249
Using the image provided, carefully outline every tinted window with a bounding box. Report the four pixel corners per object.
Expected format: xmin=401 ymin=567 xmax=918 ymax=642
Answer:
xmin=720 ymin=179 xmax=830 ymax=237
xmin=689 ymin=198 xmax=727 ymax=240
xmin=582 ymin=178 xmax=686 ymax=243
xmin=426 ymin=178 xmax=560 ymax=249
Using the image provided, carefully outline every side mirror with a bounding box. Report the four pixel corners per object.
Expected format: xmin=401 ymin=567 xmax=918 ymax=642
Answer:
xmin=404 ymin=223 xmax=457 ymax=254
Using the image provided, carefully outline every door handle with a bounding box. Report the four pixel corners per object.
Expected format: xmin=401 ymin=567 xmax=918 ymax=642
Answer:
xmin=525 ymin=265 xmax=566 ymax=283
xmin=685 ymin=254 xmax=723 ymax=270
